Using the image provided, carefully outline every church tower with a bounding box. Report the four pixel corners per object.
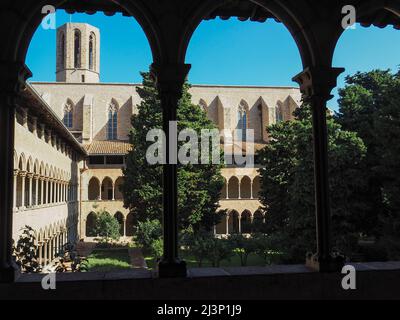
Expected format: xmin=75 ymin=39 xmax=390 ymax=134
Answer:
xmin=56 ymin=23 xmax=100 ymax=83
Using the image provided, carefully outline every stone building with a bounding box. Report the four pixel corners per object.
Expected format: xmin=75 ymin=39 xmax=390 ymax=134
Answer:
xmin=16 ymin=22 xmax=300 ymax=258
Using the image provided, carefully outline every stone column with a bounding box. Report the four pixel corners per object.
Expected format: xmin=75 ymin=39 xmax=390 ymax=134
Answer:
xmin=112 ymin=183 xmax=115 ymax=201
xmin=27 ymin=173 xmax=33 ymax=208
xmin=238 ymin=181 xmax=241 ymax=199
xmin=238 ymin=213 xmax=242 ymax=234
xmin=293 ymin=66 xmax=345 ymax=272
xmin=45 ymin=178 xmax=49 ymax=204
xmin=40 ymin=177 xmax=44 ymax=205
xmin=0 ymin=61 xmax=31 ymax=281
xmin=151 ymin=63 xmax=190 ymax=277
xmin=250 ymin=181 xmax=253 ymax=199
xmin=34 ymin=175 xmax=39 ymax=206
xmin=13 ymin=170 xmax=18 ymax=210
xmin=20 ymin=172 xmax=26 ymax=210
xmin=226 ymin=181 xmax=229 ymax=199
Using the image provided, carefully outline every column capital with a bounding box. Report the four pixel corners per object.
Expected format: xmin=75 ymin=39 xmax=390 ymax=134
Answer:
xmin=150 ymin=63 xmax=191 ymax=96
xmin=19 ymin=171 xmax=27 ymax=178
xmin=292 ymin=67 xmax=345 ymax=100
xmin=13 ymin=169 xmax=19 ymax=176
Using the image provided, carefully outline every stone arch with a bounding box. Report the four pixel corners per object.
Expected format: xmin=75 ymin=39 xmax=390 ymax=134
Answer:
xmin=125 ymin=212 xmax=135 ymax=237
xmin=241 ymin=210 xmax=252 ymax=234
xmin=13 ymin=150 xmax=18 ymax=169
xmin=228 ymin=176 xmax=239 ymax=199
xmin=240 ymin=176 xmax=252 ymax=199
xmin=114 ymin=212 xmax=124 ymax=236
xmin=88 ymin=176 xmax=100 ymax=201
xmin=228 ymin=210 xmax=240 ymax=234
xmin=252 ymin=176 xmax=261 ymax=199
xmin=220 ymin=177 xmax=227 ymax=199
xmin=18 ymin=153 xmax=26 ymax=171
xmin=180 ymin=0 xmax=313 ymax=67
xmin=198 ymin=98 xmax=208 ymax=113
xmin=26 ymin=156 xmax=33 ymax=173
xmin=215 ymin=211 xmax=227 ymax=235
xmin=101 ymin=176 xmax=114 ymax=200
xmin=86 ymin=212 xmax=97 ymax=237
xmin=114 ymin=177 xmax=124 ymax=200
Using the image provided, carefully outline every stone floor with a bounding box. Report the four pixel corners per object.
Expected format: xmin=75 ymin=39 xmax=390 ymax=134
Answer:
xmin=128 ymin=248 xmax=147 ymax=269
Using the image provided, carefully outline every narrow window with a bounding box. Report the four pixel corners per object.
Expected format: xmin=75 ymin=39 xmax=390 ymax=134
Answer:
xmin=74 ymin=29 xmax=81 ymax=68
xmin=63 ymin=101 xmax=73 ymax=128
xmin=237 ymin=102 xmax=247 ymax=142
xmin=89 ymin=33 xmax=95 ymax=70
xmin=107 ymin=101 xmax=118 ymax=140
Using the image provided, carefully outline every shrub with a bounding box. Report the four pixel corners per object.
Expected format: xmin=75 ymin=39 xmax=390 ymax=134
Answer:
xmin=150 ymin=238 xmax=163 ymax=261
xmin=13 ymin=225 xmax=41 ymax=273
xmin=135 ymin=219 xmax=162 ymax=251
xmin=206 ymin=238 xmax=234 ymax=267
xmin=184 ymin=230 xmax=214 ymax=267
xmin=230 ymin=234 xmax=258 ymax=266
xmin=94 ymin=209 xmax=121 ymax=242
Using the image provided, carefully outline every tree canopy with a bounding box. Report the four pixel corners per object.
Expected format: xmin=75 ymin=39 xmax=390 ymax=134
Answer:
xmin=121 ymin=72 xmax=225 ymax=234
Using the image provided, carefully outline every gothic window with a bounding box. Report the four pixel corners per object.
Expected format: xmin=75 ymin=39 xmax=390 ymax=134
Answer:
xmin=107 ymin=101 xmax=118 ymax=140
xmin=276 ymin=104 xmax=283 ymax=123
xmin=63 ymin=100 xmax=73 ymax=128
xmin=237 ymin=101 xmax=247 ymax=141
xmin=89 ymin=33 xmax=95 ymax=70
xmin=74 ymin=29 xmax=81 ymax=68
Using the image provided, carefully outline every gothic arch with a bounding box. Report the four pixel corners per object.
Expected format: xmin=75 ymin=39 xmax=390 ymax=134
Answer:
xmin=88 ymin=176 xmax=100 ymax=201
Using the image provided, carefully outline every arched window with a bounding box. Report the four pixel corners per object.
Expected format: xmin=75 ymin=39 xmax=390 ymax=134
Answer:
xmin=63 ymin=100 xmax=73 ymax=128
xmin=60 ymin=32 xmax=65 ymax=69
xmin=237 ymin=101 xmax=247 ymax=141
xmin=74 ymin=29 xmax=81 ymax=68
xmin=276 ymin=104 xmax=283 ymax=123
xmin=107 ymin=100 xmax=118 ymax=140
xmin=89 ymin=33 xmax=95 ymax=70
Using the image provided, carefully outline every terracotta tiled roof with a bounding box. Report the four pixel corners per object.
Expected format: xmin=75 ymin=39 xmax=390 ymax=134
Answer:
xmin=84 ymin=140 xmax=132 ymax=155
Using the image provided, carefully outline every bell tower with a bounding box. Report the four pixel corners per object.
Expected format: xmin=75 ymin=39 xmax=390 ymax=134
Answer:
xmin=56 ymin=23 xmax=100 ymax=83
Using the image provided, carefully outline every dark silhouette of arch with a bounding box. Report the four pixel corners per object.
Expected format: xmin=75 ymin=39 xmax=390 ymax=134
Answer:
xmin=86 ymin=212 xmax=96 ymax=237
xmin=114 ymin=212 xmax=124 ymax=236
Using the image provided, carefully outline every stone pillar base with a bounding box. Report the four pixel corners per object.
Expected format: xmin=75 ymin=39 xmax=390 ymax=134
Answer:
xmin=158 ymin=259 xmax=187 ymax=278
xmin=306 ymin=253 xmax=345 ymax=272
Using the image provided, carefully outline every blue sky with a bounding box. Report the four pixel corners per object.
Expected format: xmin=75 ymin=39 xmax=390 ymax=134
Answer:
xmin=27 ymin=10 xmax=400 ymax=110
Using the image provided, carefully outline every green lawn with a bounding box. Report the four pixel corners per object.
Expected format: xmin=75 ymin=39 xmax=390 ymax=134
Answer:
xmin=87 ymin=249 xmax=131 ymax=272
xmin=144 ymin=251 xmax=267 ymax=270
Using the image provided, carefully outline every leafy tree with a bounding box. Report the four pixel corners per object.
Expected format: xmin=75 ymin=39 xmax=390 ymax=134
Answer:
xmin=13 ymin=225 xmax=42 ymax=273
xmin=183 ymin=230 xmax=214 ymax=267
xmin=122 ymin=72 xmax=225 ymax=232
xmin=94 ymin=209 xmax=121 ymax=242
xmin=206 ymin=238 xmax=234 ymax=267
xmin=135 ymin=219 xmax=162 ymax=251
xmin=336 ymin=70 xmax=400 ymax=257
xmin=230 ymin=234 xmax=258 ymax=266
xmin=258 ymin=105 xmax=366 ymax=262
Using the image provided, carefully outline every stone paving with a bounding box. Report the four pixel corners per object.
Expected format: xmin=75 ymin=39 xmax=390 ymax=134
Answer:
xmin=128 ymin=248 xmax=147 ymax=269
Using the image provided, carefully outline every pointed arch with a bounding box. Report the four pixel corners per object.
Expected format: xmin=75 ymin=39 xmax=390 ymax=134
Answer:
xmin=198 ymin=98 xmax=208 ymax=113
xmin=107 ymin=99 xmax=119 ymax=140
xmin=89 ymin=32 xmax=96 ymax=71
xmin=74 ymin=29 xmax=81 ymax=68
xmin=114 ymin=212 xmax=124 ymax=236
xmin=237 ymin=99 xmax=249 ymax=142
xmin=63 ymin=99 xmax=74 ymax=128
xmin=88 ymin=176 xmax=100 ymax=201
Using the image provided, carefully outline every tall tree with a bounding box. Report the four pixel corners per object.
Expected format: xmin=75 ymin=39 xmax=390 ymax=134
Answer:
xmin=121 ymin=72 xmax=225 ymax=233
xmin=337 ymin=70 xmax=400 ymax=254
xmin=257 ymin=105 xmax=366 ymax=262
